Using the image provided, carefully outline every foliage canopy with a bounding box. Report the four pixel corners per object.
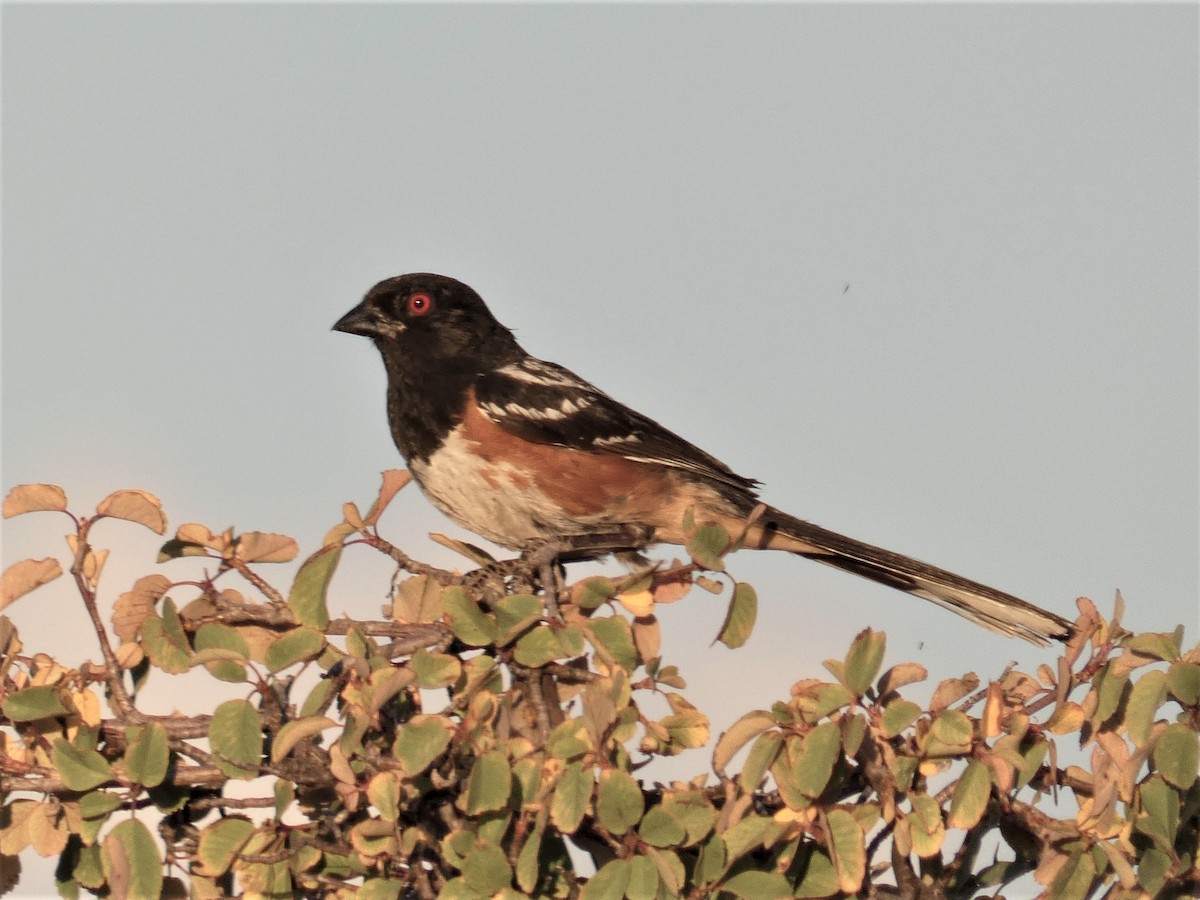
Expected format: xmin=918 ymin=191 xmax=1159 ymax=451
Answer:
xmin=1 ymin=476 xmax=1197 ymax=898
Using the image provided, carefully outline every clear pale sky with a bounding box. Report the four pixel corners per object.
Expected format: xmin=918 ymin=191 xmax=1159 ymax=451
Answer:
xmin=3 ymin=4 xmax=1197 ymax=893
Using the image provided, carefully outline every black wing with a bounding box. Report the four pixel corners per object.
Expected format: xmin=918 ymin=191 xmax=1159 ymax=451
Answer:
xmin=475 ymin=357 xmax=759 ymax=500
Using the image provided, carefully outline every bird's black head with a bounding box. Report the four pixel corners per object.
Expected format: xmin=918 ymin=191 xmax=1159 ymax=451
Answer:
xmin=333 ymin=273 xmax=521 ymax=367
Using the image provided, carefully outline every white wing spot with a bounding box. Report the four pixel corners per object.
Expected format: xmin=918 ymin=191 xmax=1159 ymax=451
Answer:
xmin=594 ymin=433 xmax=641 ymax=447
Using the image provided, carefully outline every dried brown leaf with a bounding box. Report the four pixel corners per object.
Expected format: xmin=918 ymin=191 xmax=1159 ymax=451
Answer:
xmin=365 ymin=469 xmax=413 ymax=526
xmin=1 ymin=558 xmax=63 ymax=610
xmin=112 ymin=575 xmax=172 ymax=641
xmin=633 ymin=615 xmax=661 ymax=664
xmin=235 ymin=532 xmax=298 ymax=564
xmin=3 ymin=484 xmax=68 ymax=518
xmin=96 ymin=490 xmax=167 ymax=535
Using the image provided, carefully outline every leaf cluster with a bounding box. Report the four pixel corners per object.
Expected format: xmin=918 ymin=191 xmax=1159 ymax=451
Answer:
xmin=1 ymin=479 xmax=1197 ymax=899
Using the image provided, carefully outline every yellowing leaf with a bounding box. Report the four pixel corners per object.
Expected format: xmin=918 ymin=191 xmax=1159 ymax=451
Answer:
xmin=713 ymin=711 xmax=777 ymax=777
xmin=617 ymin=589 xmax=654 ymax=617
xmin=96 ymin=490 xmax=167 ymax=534
xmin=101 ymin=818 xmax=162 ymax=900
xmin=907 ymin=792 xmax=945 ymax=858
xmin=717 ymin=582 xmax=757 ymax=649
xmin=824 ymin=808 xmax=866 ymax=894
xmin=4 ymin=484 xmax=68 ymax=518
xmin=271 ymin=716 xmax=336 ymax=763
xmin=193 ymin=816 xmax=255 ymax=877
xmin=877 ymin=662 xmax=928 ymax=697
xmin=1 ymin=558 xmax=62 ymax=610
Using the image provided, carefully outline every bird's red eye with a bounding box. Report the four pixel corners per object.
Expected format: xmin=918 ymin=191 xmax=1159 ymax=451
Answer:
xmin=407 ymin=293 xmax=434 ymax=316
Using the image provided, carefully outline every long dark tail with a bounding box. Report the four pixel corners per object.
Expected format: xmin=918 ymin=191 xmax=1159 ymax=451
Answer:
xmin=745 ymin=506 xmax=1073 ymax=645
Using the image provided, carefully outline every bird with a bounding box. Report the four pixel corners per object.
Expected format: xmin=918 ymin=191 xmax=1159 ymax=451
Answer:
xmin=334 ymin=273 xmax=1072 ymax=645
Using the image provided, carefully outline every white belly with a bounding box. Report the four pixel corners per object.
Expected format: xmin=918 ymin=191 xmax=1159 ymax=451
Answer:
xmin=409 ymin=429 xmax=598 ymax=549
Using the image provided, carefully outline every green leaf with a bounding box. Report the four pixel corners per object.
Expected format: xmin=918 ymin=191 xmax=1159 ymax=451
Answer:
xmin=739 ymin=731 xmax=783 ymax=791
xmin=461 ymin=842 xmax=513 ymax=894
xmin=907 ymin=792 xmax=945 ymax=858
xmin=1126 ymin=669 xmax=1169 ymax=746
xmin=687 ymin=524 xmax=730 ymax=570
xmin=53 ymin=739 xmax=114 ymax=791
xmin=273 ymin=779 xmax=294 ymax=819
xmin=443 ymin=587 xmax=498 ymax=646
xmin=271 ymin=716 xmax=336 ymax=763
xmin=596 ymin=769 xmax=644 ymax=835
xmin=193 ymin=623 xmax=249 ymax=682
xmin=266 ymin=625 xmax=325 ymax=673
xmin=573 ymin=576 xmax=616 ymax=611
xmin=551 ymin=760 xmax=592 ymax=833
xmin=626 ymin=853 xmax=659 ymax=900
xmin=123 ymin=722 xmax=169 ymax=788
xmin=515 ymin=823 xmax=544 ymax=892
xmin=1125 ymin=631 xmax=1181 ymax=661
xmin=141 ymin=600 xmax=191 ymax=674
xmin=947 ymin=760 xmax=992 ymax=829
xmin=638 ymin=807 xmax=685 ymax=847
xmin=100 ymin=818 xmax=162 ymax=899
xmin=1167 ymin=660 xmax=1200 ymax=705
xmin=463 ymin=750 xmax=511 ymax=814
xmin=662 ymin=792 xmax=716 ymax=846
xmin=842 ymin=628 xmax=886 ymax=695
xmin=716 ymin=582 xmax=757 ymax=648
xmin=547 ymin=719 xmax=592 ymax=760
xmin=288 ymin=545 xmax=339 ymax=629
xmin=793 ymin=721 xmax=842 ymax=798
xmin=925 ymin=708 xmax=974 ymax=756
xmin=209 ymin=699 xmax=262 ymax=779
xmin=586 ymin=616 xmax=638 ymax=672
xmin=1094 ymin=664 xmax=1129 ymax=725
xmin=2 ymin=685 xmax=69 ymax=721
xmin=721 ymin=870 xmax=792 ymax=899
xmin=394 ymin=715 xmax=453 ymax=775
xmin=1050 ymin=849 xmax=1096 ymax=899
xmin=580 ymin=859 xmax=630 ymax=900
xmin=661 ymin=707 xmax=710 ymax=750
xmin=367 ymin=771 xmax=402 ymax=822
xmin=513 ymin=625 xmax=569 ymax=667
xmin=494 ymin=593 xmax=543 ymax=646
xmin=410 ymin=649 xmax=462 ymax=689
xmin=1138 ymin=847 xmax=1172 ymax=894
xmin=1153 ymin=723 xmax=1199 ymax=789
xmin=792 ymin=847 xmax=840 ymax=898
xmin=193 ymin=816 xmax=255 ymax=877
xmin=721 ymin=814 xmax=785 ymax=864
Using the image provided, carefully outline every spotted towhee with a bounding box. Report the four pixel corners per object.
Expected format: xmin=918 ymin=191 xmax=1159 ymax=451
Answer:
xmin=334 ymin=273 xmax=1072 ymax=645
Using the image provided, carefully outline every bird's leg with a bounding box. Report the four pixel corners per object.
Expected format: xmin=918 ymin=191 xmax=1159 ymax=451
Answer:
xmin=522 ymin=539 xmax=570 ymax=619
xmin=523 ymin=528 xmax=652 ymax=617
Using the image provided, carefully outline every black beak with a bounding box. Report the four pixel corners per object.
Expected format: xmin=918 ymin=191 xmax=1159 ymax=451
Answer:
xmin=333 ymin=303 xmax=381 ymax=337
